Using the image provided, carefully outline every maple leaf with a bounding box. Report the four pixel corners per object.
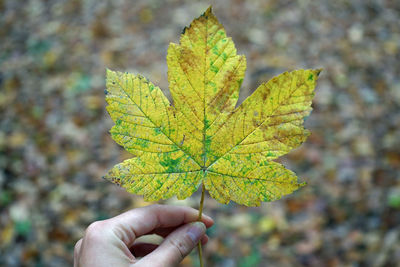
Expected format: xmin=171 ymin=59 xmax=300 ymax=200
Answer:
xmin=104 ymin=7 xmax=321 ymax=207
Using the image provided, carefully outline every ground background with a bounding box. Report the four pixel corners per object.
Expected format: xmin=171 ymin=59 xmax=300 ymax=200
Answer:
xmin=1 ymin=0 xmax=399 ymax=266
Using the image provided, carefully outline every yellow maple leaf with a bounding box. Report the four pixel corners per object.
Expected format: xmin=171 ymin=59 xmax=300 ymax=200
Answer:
xmin=104 ymin=6 xmax=321 ymax=207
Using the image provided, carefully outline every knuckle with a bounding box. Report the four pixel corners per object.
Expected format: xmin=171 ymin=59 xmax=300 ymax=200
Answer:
xmin=74 ymin=239 xmax=82 ymax=256
xmin=86 ymin=220 xmax=103 ymax=232
xmin=151 ymin=203 xmax=162 ymax=209
xmin=139 ymin=204 xmax=161 ymax=213
xmin=167 ymin=235 xmax=192 ymax=260
xmin=74 ymin=239 xmax=81 ymax=251
xmin=84 ymin=221 xmax=107 ymax=241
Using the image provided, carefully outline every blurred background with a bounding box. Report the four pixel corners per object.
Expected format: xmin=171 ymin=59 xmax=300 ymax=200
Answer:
xmin=1 ymin=0 xmax=399 ymax=266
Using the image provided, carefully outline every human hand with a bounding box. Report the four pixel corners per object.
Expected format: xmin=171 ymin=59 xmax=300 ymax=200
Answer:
xmin=74 ymin=204 xmax=214 ymax=267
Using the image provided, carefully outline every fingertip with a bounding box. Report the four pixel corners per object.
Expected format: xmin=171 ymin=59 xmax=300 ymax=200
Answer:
xmin=200 ymin=234 xmax=209 ymax=245
xmin=187 ymin=222 xmax=206 ymax=243
xmin=201 ymin=213 xmax=214 ymax=228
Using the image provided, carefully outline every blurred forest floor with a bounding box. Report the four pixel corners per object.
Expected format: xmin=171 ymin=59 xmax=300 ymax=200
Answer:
xmin=0 ymin=0 xmax=399 ymax=266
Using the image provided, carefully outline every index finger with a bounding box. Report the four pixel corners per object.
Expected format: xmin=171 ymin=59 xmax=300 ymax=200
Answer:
xmin=107 ymin=204 xmax=214 ymax=246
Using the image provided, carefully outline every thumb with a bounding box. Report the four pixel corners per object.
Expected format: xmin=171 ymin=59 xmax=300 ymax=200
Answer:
xmin=139 ymin=222 xmax=206 ymax=266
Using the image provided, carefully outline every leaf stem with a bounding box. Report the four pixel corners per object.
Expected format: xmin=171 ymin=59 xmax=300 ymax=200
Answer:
xmin=197 ymin=183 xmax=205 ymax=267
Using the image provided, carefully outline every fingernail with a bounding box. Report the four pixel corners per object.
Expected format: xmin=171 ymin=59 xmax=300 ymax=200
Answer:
xmin=187 ymin=222 xmax=206 ymax=243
